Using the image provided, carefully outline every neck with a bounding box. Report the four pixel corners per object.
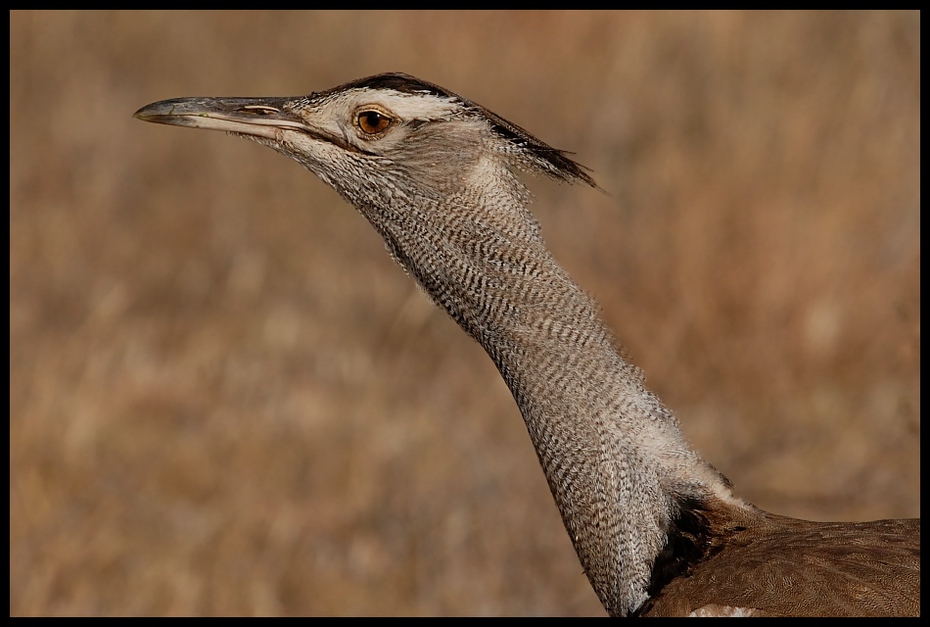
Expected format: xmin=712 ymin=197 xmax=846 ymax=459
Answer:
xmin=366 ymin=187 xmax=737 ymax=616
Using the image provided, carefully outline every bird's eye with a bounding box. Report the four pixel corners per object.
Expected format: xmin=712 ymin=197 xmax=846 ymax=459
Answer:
xmin=357 ymin=110 xmax=392 ymax=135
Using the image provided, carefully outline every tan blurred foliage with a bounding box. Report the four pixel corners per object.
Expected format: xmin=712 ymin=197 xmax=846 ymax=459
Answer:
xmin=10 ymin=11 xmax=919 ymax=616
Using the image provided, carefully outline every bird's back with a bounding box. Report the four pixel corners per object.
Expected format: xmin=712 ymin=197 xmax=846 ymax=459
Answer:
xmin=640 ymin=505 xmax=920 ymax=616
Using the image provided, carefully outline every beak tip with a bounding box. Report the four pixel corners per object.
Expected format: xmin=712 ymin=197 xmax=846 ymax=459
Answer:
xmin=133 ymin=103 xmax=159 ymax=122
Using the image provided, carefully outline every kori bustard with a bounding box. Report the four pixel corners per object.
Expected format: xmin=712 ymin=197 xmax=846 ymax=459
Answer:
xmin=135 ymin=73 xmax=919 ymax=617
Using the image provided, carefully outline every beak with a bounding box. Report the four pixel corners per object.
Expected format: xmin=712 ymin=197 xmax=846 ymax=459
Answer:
xmin=133 ymin=96 xmax=309 ymax=141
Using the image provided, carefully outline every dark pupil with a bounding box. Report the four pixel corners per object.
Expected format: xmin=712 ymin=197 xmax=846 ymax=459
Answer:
xmin=364 ymin=112 xmax=382 ymax=127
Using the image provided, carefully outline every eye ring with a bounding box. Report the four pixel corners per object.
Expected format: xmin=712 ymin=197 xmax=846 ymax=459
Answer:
xmin=356 ymin=110 xmax=393 ymax=135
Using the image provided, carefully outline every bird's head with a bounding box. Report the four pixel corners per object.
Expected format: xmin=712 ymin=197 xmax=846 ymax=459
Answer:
xmin=134 ymin=73 xmax=595 ymax=215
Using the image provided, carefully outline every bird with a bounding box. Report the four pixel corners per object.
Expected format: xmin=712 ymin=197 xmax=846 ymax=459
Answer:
xmin=134 ymin=72 xmax=919 ymax=617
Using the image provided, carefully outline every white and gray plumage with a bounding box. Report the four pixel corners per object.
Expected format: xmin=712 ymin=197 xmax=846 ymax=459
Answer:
xmin=134 ymin=73 xmax=919 ymax=617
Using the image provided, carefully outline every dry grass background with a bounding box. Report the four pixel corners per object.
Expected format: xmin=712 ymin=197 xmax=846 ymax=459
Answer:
xmin=10 ymin=11 xmax=920 ymax=616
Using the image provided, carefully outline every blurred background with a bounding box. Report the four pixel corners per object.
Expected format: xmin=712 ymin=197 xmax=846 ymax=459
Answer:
xmin=10 ymin=11 xmax=919 ymax=616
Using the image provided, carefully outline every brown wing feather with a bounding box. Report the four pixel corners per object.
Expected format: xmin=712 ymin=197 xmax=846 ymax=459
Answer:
xmin=641 ymin=509 xmax=919 ymax=616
